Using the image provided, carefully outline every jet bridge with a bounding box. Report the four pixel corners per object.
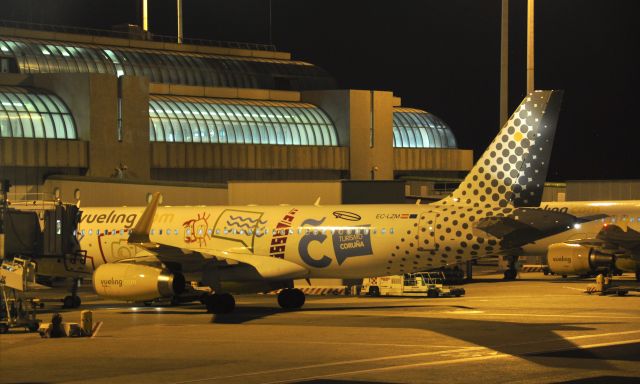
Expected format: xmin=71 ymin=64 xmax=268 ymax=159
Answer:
xmin=1 ymin=180 xmax=88 ymax=308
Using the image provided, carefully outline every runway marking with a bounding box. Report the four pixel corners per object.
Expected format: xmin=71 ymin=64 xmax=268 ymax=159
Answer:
xmin=258 ymin=353 xmax=509 ymax=384
xmin=563 ymin=286 xmax=587 ymax=292
xmin=90 ymin=321 xmax=103 ymax=338
xmin=172 ymin=346 xmax=487 ymax=383
xmin=258 ymin=338 xmax=640 ymax=384
xmin=173 ymin=330 xmax=640 ymax=384
xmin=449 ymin=312 xmax=640 ymax=319
xmin=299 ymin=309 xmax=640 ymax=320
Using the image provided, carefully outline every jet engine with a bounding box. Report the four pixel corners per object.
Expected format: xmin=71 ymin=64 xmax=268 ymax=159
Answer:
xmin=547 ymin=243 xmax=614 ymax=276
xmin=93 ymin=264 xmax=185 ymax=301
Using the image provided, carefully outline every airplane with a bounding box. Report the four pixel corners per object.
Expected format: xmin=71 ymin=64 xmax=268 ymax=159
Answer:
xmin=74 ymin=90 xmax=574 ymax=313
xmin=518 ymin=201 xmax=640 ymax=280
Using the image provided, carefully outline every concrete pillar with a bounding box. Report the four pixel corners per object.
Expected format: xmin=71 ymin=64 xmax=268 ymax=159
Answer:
xmin=119 ymin=76 xmax=151 ymax=180
xmin=301 ymin=89 xmax=394 ymax=180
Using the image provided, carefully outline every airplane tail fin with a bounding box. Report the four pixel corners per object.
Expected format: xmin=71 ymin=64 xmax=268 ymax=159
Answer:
xmin=448 ymin=90 xmax=563 ymax=208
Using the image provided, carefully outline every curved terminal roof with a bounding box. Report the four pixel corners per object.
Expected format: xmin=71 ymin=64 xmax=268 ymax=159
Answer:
xmin=0 ymin=86 xmax=77 ymax=139
xmin=0 ymin=38 xmax=336 ymax=91
xmin=149 ymin=96 xmax=339 ymax=146
xmin=393 ymin=108 xmax=457 ymax=148
xmin=148 ymin=98 xmax=457 ymax=149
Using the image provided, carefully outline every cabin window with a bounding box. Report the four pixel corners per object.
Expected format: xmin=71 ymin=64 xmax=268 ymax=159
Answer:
xmin=239 ymin=229 xmax=244 ymax=235
xmin=89 ymin=229 xmax=93 ymax=235
xmin=159 ymin=229 xmax=163 ymax=235
xmin=174 ymin=229 xmax=179 ymax=235
xmin=104 ymin=229 xmax=108 ymax=234
xmin=390 ymin=228 xmax=395 ymax=234
xmin=186 ymin=229 xmax=192 ymax=236
xmin=630 ymin=217 xmax=635 ymax=223
xmin=119 ymin=229 xmax=124 ymax=235
xmin=381 ymin=228 xmax=386 ymax=235
xmin=288 ymin=228 xmax=294 ymax=235
xmin=81 ymin=229 xmax=86 ymax=236
xmin=96 ymin=229 xmax=100 ymax=235
xmin=373 ymin=228 xmax=377 ymax=235
xmin=166 ymin=228 xmax=171 ymax=235
xmin=150 ymin=229 xmax=155 ymax=235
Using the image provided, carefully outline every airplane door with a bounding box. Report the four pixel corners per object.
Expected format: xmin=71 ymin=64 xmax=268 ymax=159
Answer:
xmin=417 ymin=212 xmax=437 ymax=251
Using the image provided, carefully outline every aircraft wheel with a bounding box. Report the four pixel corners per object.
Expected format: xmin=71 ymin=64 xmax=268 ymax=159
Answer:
xmin=427 ymin=289 xmax=439 ymax=298
xmin=0 ymin=324 xmax=9 ymax=334
xmin=73 ymin=296 xmax=81 ymax=308
xmin=503 ymin=269 xmax=517 ymax=280
xmin=636 ymin=271 xmax=640 ymax=282
xmin=27 ymin=322 xmax=40 ymax=332
xmin=63 ymin=296 xmax=74 ymax=309
xmin=368 ymin=286 xmax=380 ymax=297
xmin=204 ymin=293 xmax=235 ymax=314
xmin=278 ymin=288 xmax=305 ymax=309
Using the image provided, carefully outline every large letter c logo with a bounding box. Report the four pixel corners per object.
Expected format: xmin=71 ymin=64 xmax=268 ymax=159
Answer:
xmin=298 ymin=217 xmax=332 ymax=268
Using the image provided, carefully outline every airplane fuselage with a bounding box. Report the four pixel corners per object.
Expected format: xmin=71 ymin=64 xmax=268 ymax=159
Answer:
xmin=77 ymin=202 xmax=504 ymax=280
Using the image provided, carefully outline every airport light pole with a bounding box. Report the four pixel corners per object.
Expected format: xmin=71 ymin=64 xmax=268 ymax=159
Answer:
xmin=142 ymin=0 xmax=148 ymax=31
xmin=527 ymin=0 xmax=534 ymax=93
xmin=500 ymin=0 xmax=509 ymax=127
xmin=177 ymin=0 xmax=183 ymax=44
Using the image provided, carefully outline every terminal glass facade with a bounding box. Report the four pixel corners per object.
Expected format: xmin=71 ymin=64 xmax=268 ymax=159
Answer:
xmin=393 ymin=108 xmax=457 ymax=148
xmin=0 ymin=86 xmax=77 ymax=139
xmin=0 ymin=38 xmax=335 ymax=90
xmin=149 ymin=96 xmax=338 ymax=146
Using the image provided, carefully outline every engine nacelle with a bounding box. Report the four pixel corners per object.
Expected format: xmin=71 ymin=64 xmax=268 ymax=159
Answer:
xmin=547 ymin=243 xmax=614 ymax=275
xmin=93 ymin=264 xmax=185 ymax=301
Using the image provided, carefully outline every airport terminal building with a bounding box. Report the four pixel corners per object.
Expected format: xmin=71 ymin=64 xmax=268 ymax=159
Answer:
xmin=0 ymin=22 xmax=472 ymax=205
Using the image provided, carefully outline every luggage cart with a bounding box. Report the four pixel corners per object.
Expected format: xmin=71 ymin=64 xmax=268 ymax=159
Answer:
xmin=0 ymin=258 xmax=41 ymax=333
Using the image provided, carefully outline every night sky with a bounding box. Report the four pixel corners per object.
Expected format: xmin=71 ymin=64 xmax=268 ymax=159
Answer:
xmin=4 ymin=0 xmax=639 ymax=181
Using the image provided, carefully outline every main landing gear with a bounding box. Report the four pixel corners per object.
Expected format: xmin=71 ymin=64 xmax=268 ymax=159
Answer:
xmin=503 ymin=255 xmax=518 ymax=281
xmin=278 ymin=288 xmax=305 ymax=309
xmin=203 ymin=293 xmax=235 ymax=314
xmin=201 ymin=288 xmax=306 ymax=313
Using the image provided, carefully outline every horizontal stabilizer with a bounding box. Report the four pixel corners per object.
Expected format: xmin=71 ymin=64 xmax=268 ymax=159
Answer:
xmin=475 ymin=208 xmax=578 ymax=248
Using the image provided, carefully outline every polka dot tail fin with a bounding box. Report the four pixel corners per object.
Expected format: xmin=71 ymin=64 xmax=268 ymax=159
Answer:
xmin=449 ymin=90 xmax=563 ymax=208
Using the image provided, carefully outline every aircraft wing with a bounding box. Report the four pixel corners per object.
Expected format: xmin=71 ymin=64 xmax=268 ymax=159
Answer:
xmin=127 ymin=193 xmax=308 ymax=281
xmin=595 ymin=225 xmax=640 ymax=259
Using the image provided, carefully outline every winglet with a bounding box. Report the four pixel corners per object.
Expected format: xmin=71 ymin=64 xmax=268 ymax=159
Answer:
xmin=129 ymin=192 xmax=161 ymax=244
xmin=313 ymin=197 xmax=321 ymax=206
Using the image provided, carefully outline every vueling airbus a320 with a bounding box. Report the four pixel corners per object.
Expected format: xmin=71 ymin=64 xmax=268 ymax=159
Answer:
xmin=78 ymin=90 xmax=573 ymax=313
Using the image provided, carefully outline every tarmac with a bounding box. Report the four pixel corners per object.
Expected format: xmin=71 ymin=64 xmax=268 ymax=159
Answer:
xmin=1 ymin=269 xmax=639 ymax=384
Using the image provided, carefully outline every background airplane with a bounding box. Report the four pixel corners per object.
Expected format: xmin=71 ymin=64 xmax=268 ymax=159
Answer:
xmin=518 ymin=201 xmax=640 ymax=280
